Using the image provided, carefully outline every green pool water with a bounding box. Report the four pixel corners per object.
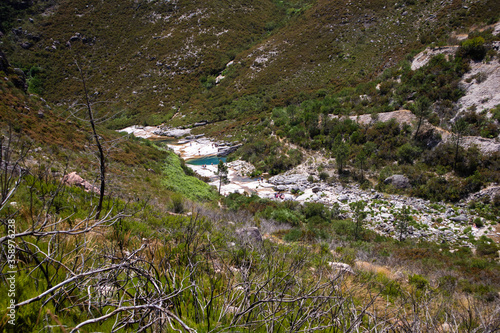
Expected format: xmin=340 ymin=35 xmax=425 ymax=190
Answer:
xmin=186 ymin=156 xmax=227 ymax=166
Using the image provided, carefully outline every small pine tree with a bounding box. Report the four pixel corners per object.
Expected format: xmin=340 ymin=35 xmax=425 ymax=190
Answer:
xmin=451 ymin=118 xmax=468 ymax=171
xmin=334 ymin=135 xmax=350 ymax=174
xmin=216 ymin=160 xmax=229 ymax=195
xmin=411 ymin=96 xmax=431 ymax=140
xmin=395 ymin=205 xmax=411 ymax=242
xmin=350 ymin=200 xmax=367 ymax=240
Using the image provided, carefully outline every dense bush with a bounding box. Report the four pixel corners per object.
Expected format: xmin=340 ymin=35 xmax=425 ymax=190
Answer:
xmin=457 ymin=36 xmax=487 ymax=61
xmin=270 ymin=208 xmax=301 ymax=226
xmin=397 ymin=143 xmax=421 ymax=165
xmin=236 ymin=138 xmax=303 ymax=175
xmin=409 ymin=274 xmax=430 ymax=290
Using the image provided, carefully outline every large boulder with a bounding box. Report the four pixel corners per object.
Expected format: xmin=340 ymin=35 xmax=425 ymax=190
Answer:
xmin=448 ymin=215 xmax=468 ymax=222
xmin=328 ymin=262 xmax=355 ymax=275
xmin=63 ymin=172 xmax=100 ymax=194
xmin=235 ymin=227 xmax=262 ymax=244
xmin=338 ymin=195 xmax=349 ymax=202
xmin=384 ymin=175 xmax=411 ymax=189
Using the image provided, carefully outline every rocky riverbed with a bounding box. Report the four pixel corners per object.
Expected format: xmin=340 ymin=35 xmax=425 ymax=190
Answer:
xmin=174 ymin=136 xmax=498 ymax=247
xmin=267 ymin=173 xmax=495 ymax=246
xmin=120 ymin=125 xmax=499 ymax=247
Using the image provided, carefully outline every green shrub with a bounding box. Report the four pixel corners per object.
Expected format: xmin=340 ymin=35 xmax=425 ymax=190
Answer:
xmin=396 ymin=143 xmax=421 ymax=165
xmin=319 ymin=171 xmax=329 ymax=181
xmin=377 ymin=274 xmax=402 ymax=298
xmin=437 ymin=275 xmax=457 ymax=294
xmin=476 ymin=236 xmax=499 ymax=257
xmin=170 ymin=193 xmax=185 ymax=213
xmin=284 ymin=228 xmax=302 ymax=242
xmin=408 ymin=274 xmax=429 ymax=289
xmin=162 ymin=152 xmax=217 ymax=201
xmin=302 ymin=202 xmax=329 ymax=220
xmin=336 ymin=246 xmax=357 ymax=266
xmin=331 ymin=220 xmax=357 ymax=240
xmin=270 ymin=208 xmax=301 ymax=226
xmin=474 ymin=217 xmax=484 ymax=228
xmin=457 ymin=36 xmax=486 ymax=61
xmin=470 ymin=258 xmax=488 ymax=269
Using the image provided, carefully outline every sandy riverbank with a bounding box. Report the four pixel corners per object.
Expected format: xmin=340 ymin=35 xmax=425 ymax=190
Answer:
xmin=158 ymin=136 xmax=273 ymax=196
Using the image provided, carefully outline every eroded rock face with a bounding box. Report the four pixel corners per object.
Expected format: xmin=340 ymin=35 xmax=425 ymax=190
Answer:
xmin=384 ymin=175 xmax=411 ymax=189
xmin=456 ymin=59 xmax=500 ymax=117
xmin=62 ymin=172 xmax=100 ymax=194
xmin=459 ymin=137 xmax=500 ymax=155
xmin=411 ymin=46 xmax=459 ymax=71
xmin=467 ymin=186 xmax=500 ymax=203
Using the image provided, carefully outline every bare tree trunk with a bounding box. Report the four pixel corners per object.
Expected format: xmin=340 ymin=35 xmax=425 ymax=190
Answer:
xmin=414 ymin=116 xmax=423 ymax=140
xmin=454 ymin=135 xmax=460 ymax=171
xmin=75 ymin=61 xmax=105 ymax=219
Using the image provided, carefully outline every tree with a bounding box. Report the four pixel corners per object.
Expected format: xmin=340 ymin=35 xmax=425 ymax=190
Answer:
xmin=349 ymin=200 xmax=367 ymax=240
xmin=355 ymin=148 xmax=367 ymax=178
xmin=395 ymin=205 xmax=412 ymax=242
xmin=411 ymin=96 xmax=431 ymax=140
xmin=451 ymin=117 xmax=468 ymax=171
xmin=334 ymin=135 xmax=350 ymax=174
xmin=216 ymin=160 xmax=229 ymax=194
xmin=76 ymin=62 xmax=105 ymax=219
xmin=396 ymin=143 xmax=421 ymax=165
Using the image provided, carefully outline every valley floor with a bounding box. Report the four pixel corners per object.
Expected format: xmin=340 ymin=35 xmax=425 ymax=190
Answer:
xmin=136 ymin=128 xmax=499 ymax=250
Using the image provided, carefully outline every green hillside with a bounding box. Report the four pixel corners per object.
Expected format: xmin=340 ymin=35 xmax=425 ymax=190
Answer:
xmin=2 ymin=0 xmax=499 ymax=127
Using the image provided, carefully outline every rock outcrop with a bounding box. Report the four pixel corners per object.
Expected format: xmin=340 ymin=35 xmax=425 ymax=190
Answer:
xmin=459 ymin=136 xmax=500 ymax=155
xmin=153 ymin=127 xmax=191 ymax=138
xmin=411 ymin=46 xmax=459 ymax=71
xmin=467 ymin=186 xmax=500 ymax=202
xmin=217 ymin=144 xmax=242 ymax=157
xmin=456 ymin=59 xmax=500 ymax=118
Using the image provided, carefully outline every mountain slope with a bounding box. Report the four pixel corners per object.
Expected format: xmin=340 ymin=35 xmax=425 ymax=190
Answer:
xmin=2 ymin=0 xmax=499 ymax=127
xmin=2 ymin=0 xmax=306 ymax=124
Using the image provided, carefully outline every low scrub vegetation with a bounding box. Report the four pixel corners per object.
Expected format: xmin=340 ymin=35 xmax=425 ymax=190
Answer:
xmin=2 ymin=151 xmax=499 ymax=331
xmin=162 ymin=151 xmax=217 ymax=201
